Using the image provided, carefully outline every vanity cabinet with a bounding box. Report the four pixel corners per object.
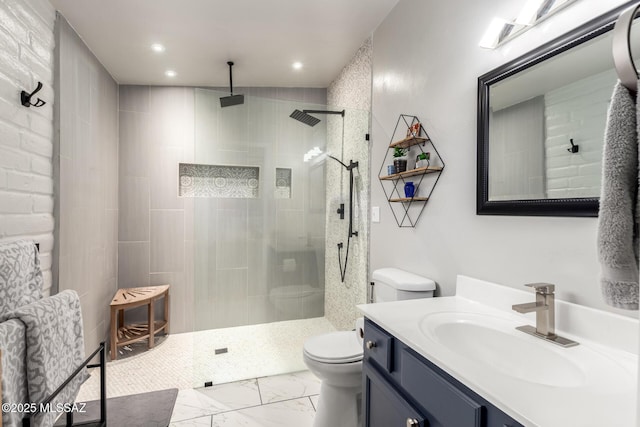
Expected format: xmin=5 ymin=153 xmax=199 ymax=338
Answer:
xmin=377 ymin=114 xmax=445 ymax=227
xmin=362 ymin=319 xmax=523 ymax=427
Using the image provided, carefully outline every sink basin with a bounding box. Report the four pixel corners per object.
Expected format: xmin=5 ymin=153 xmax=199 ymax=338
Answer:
xmin=420 ymin=312 xmax=587 ymax=387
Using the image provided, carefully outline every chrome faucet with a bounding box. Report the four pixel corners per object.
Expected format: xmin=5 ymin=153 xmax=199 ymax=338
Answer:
xmin=512 ymin=283 xmax=578 ymax=347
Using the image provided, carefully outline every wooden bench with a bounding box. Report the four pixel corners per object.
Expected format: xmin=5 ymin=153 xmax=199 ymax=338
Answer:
xmin=109 ymin=285 xmax=170 ymax=360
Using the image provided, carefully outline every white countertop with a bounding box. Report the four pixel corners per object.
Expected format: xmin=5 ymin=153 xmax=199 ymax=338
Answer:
xmin=358 ymin=275 xmax=638 ymax=427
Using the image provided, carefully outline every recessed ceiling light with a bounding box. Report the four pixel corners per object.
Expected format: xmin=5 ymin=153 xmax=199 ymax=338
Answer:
xmin=165 ymin=70 xmax=177 ymax=77
xmin=151 ymin=43 xmax=165 ymax=53
xmin=292 ymin=62 xmax=303 ymax=70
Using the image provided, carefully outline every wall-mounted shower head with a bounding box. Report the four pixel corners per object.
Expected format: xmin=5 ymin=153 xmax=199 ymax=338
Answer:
xmin=289 ymin=109 xmax=345 ymax=126
xmin=290 ymin=109 xmax=321 ymax=127
xmin=220 ymin=61 xmax=244 ymax=108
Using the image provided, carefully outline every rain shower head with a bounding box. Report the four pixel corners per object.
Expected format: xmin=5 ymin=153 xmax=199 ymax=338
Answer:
xmin=289 ymin=109 xmax=345 ymax=127
xmin=220 ymin=61 xmax=244 ymax=108
xmin=220 ymin=94 xmax=244 ymax=107
xmin=290 ymin=109 xmax=321 ymax=127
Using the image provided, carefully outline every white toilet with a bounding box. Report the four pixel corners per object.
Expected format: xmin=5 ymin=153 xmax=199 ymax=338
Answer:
xmin=303 ymin=268 xmax=435 ymax=427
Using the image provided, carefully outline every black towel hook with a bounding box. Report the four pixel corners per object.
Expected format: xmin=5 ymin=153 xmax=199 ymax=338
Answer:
xmin=21 ymin=82 xmax=46 ymax=108
xmin=567 ymin=138 xmax=579 ymax=153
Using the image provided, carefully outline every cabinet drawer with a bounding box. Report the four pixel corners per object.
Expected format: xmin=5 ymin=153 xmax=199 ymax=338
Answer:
xmin=401 ymin=349 xmax=483 ymax=427
xmin=364 ymin=363 xmax=426 ymax=427
xmin=363 ymin=319 xmax=394 ymax=372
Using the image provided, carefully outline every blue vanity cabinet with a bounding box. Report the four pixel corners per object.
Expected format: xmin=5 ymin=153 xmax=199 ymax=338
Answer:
xmin=362 ymin=319 xmax=524 ymax=427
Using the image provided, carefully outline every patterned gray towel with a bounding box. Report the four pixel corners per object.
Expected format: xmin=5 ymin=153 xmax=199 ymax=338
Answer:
xmin=597 ymin=81 xmax=639 ymax=310
xmin=0 ymin=240 xmax=43 ymax=321
xmin=0 ymin=319 xmax=29 ymax=427
xmin=11 ymin=290 xmax=87 ymax=427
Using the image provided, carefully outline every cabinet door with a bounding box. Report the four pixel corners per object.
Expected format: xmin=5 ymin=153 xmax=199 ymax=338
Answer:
xmin=364 ymin=363 xmax=427 ymax=427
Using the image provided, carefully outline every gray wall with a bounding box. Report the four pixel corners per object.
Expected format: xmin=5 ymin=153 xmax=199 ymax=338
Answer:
xmin=370 ymin=0 xmax=636 ymax=316
xmin=55 ymin=15 xmax=119 ymax=353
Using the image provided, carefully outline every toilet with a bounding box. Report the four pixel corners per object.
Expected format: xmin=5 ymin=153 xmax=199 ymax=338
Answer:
xmin=269 ymin=284 xmax=324 ymax=317
xmin=303 ymin=268 xmax=435 ymax=427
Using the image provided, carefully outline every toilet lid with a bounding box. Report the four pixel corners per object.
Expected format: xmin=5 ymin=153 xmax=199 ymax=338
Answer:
xmin=303 ymin=331 xmax=363 ymax=364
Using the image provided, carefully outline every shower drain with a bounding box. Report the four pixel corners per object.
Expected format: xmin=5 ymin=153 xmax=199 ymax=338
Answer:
xmin=214 ymin=347 xmax=228 ymax=355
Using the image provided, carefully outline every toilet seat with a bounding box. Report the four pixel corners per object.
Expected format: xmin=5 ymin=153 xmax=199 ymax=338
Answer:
xmin=303 ymin=331 xmax=363 ymax=364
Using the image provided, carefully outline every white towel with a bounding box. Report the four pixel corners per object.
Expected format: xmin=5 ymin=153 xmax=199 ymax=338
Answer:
xmin=597 ymin=81 xmax=639 ymax=310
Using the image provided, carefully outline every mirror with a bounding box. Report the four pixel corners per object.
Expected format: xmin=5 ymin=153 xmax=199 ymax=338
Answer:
xmin=477 ymin=2 xmax=640 ymax=217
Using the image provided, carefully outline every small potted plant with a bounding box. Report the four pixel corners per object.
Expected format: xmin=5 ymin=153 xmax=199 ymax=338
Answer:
xmin=393 ymin=146 xmax=408 ymax=173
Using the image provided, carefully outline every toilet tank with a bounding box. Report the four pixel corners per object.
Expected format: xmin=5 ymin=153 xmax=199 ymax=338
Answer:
xmin=371 ymin=268 xmax=435 ymax=303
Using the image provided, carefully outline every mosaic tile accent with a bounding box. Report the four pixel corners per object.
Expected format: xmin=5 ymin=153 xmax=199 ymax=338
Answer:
xmin=325 ymin=37 xmax=372 ymax=330
xmin=179 ymin=163 xmax=259 ymax=198
xmin=275 ymin=168 xmax=292 ymax=199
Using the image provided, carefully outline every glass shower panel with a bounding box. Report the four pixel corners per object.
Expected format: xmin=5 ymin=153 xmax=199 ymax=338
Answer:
xmin=189 ymin=89 xmax=330 ymax=386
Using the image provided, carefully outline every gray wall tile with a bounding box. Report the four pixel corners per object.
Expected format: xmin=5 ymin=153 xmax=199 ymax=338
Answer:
xmin=118 ymin=242 xmax=150 ymax=288
xmin=118 ymin=176 xmax=150 ymax=241
xmin=56 ymin=16 xmax=119 ymax=354
xmin=119 ymin=85 xmax=150 ymax=113
xmin=150 ymin=210 xmax=185 ymax=272
xmin=119 ymin=111 xmax=150 ymax=177
xmin=150 ymin=146 xmax=184 ymax=209
xmin=212 ymin=268 xmax=248 ymax=328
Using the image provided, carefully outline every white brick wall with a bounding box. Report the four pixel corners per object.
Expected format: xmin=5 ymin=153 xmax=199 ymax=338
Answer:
xmin=544 ymin=68 xmax=615 ymax=199
xmin=0 ymin=0 xmax=55 ymax=293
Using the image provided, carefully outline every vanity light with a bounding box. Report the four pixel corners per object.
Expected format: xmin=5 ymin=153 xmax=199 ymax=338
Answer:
xmin=516 ymin=0 xmax=545 ymax=25
xmin=165 ymin=70 xmax=177 ymax=77
xmin=479 ymin=17 xmax=513 ymax=49
xmin=292 ymin=61 xmax=303 ymax=70
xmin=151 ymin=43 xmax=165 ymax=53
xmin=483 ymin=0 xmax=576 ymax=49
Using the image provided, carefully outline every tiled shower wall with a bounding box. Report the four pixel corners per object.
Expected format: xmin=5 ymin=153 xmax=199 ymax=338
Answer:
xmin=118 ymin=86 xmax=327 ymax=333
xmin=192 ymin=88 xmax=327 ymax=329
xmin=118 ymin=86 xmax=195 ymax=333
xmin=56 ymin=15 xmax=119 ymax=353
xmin=325 ymin=37 xmax=372 ymax=330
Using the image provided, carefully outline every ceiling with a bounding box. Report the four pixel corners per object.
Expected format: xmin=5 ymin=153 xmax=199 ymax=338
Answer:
xmin=50 ymin=0 xmax=399 ymax=88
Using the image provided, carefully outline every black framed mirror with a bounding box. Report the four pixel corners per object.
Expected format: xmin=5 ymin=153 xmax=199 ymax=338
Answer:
xmin=477 ymin=1 xmax=638 ymax=217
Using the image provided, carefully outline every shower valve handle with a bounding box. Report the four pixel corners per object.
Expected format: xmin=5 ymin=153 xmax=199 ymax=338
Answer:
xmin=337 ymin=203 xmax=345 ymax=219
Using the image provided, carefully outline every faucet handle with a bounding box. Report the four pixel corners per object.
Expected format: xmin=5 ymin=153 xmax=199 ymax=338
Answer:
xmin=525 ymin=283 xmax=555 ymax=294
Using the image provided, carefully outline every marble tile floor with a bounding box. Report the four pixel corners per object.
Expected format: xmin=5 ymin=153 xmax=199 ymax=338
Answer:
xmin=77 ymin=317 xmax=335 ymax=402
xmin=169 ymin=370 xmax=321 ymax=427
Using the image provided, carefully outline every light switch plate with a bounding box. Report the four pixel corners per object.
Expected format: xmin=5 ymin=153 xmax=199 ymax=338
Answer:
xmin=371 ymin=206 xmax=380 ymax=223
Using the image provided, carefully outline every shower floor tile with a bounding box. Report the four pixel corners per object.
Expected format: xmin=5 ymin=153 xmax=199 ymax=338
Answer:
xmin=77 ymin=317 xmax=335 ymax=401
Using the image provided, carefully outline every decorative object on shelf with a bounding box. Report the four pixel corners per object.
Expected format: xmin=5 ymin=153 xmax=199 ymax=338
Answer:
xmin=406 ymin=122 xmax=421 ymax=138
xmin=404 ymin=182 xmax=415 ymax=198
xmin=393 ymin=146 xmax=408 ymax=173
xmin=20 ymin=82 xmax=46 ymax=108
xmin=378 ymin=114 xmax=445 ymax=227
xmin=415 ymin=152 xmax=430 ymax=169
xmin=387 ymin=165 xmax=397 ymax=175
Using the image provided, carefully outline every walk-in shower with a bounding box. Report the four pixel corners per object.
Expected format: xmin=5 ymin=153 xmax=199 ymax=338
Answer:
xmin=186 ymin=89 xmax=368 ymax=387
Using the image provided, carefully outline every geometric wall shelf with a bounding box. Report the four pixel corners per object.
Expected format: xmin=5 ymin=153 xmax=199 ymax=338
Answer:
xmin=378 ymin=114 xmax=445 ymax=227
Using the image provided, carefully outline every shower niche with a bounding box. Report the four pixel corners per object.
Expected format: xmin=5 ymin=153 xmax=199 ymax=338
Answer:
xmin=179 ymin=163 xmax=260 ymax=198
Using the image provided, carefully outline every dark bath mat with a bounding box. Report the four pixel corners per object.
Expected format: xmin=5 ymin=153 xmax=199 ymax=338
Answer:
xmin=54 ymin=388 xmax=178 ymax=427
